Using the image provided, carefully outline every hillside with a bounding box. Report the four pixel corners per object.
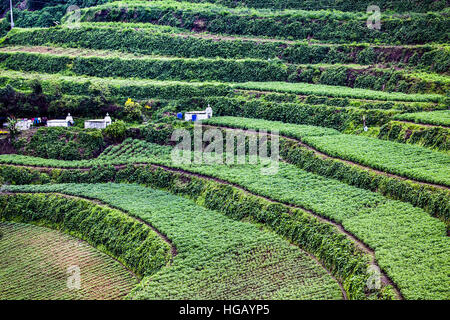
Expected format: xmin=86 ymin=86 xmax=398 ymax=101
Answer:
xmin=0 ymin=0 xmax=448 ymax=302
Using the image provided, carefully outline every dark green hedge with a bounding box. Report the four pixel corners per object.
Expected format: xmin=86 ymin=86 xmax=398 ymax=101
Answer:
xmin=377 ymin=121 xmax=449 ymax=151
xmin=4 ymin=27 xmax=445 ymax=72
xmin=0 ymin=192 xmax=172 ymax=278
xmin=0 ymin=164 xmax=391 ymax=299
xmin=80 ymin=4 xmax=450 ymax=44
xmin=0 ymin=51 xmax=288 ymax=83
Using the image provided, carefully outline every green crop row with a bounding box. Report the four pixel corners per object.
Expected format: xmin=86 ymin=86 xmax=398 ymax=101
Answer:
xmin=129 ymin=122 xmax=450 ymax=223
xmin=0 ymin=67 xmax=443 ymax=104
xmin=204 ymin=116 xmax=341 ymax=139
xmin=232 ymin=82 xmax=445 ymax=102
xmin=4 ymin=26 xmax=448 ymax=73
xmin=0 ymin=192 xmax=171 ymax=278
xmin=1 ymin=0 xmax=446 ymax=15
xmin=234 ymin=90 xmax=443 ymax=112
xmin=74 ymin=0 xmax=450 ymax=44
xmin=303 ymin=134 xmax=450 ymax=187
xmin=0 ymin=50 xmax=290 ymax=83
xmin=394 ymin=110 xmax=450 ymax=127
xmin=2 ymin=183 xmax=344 ymax=300
xmin=179 ymin=96 xmax=401 ymax=130
xmin=138 ymin=121 xmax=450 ymax=222
xmin=1 ymin=139 xmax=448 ymax=299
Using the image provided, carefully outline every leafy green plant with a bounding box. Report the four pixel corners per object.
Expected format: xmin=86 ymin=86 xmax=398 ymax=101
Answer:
xmin=6 ymin=117 xmax=19 ymax=141
xmin=102 ymin=120 xmax=127 ymax=142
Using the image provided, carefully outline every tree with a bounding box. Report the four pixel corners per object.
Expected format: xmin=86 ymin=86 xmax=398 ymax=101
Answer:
xmin=7 ymin=117 xmax=19 ymax=142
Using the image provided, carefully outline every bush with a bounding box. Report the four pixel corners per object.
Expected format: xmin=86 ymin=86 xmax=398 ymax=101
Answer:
xmin=103 ymin=120 xmax=126 ymax=142
xmin=123 ymin=98 xmax=143 ymax=122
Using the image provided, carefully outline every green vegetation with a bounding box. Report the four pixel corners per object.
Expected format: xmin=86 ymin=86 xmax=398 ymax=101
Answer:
xmin=376 ymin=121 xmax=449 ymax=151
xmin=0 ymin=221 xmax=137 ymax=300
xmin=203 ymin=116 xmax=450 ymax=186
xmin=1 ymin=0 xmax=448 ymax=302
xmin=13 ymin=127 xmax=105 ymax=160
xmin=0 ymin=192 xmax=171 ymax=278
xmin=0 ymin=163 xmax=378 ymax=299
xmin=232 ymin=82 xmax=444 ymax=102
xmin=4 ymin=26 xmax=447 ymax=72
xmin=303 ymin=134 xmax=450 ymax=186
xmin=174 ymin=0 xmax=447 ymax=12
xmin=0 ymin=50 xmax=290 ymax=83
xmin=394 ymin=110 xmax=450 ymax=127
xmin=75 ymin=0 xmax=449 ymax=44
xmin=2 ymin=140 xmax=449 ymax=299
xmin=236 ymin=90 xmax=441 ymax=112
xmin=0 ymin=68 xmax=230 ymax=100
xmin=3 ymin=184 xmax=343 ymax=300
xmin=204 ymin=116 xmax=340 ymax=138
xmin=1 ymin=48 xmax=446 ymax=94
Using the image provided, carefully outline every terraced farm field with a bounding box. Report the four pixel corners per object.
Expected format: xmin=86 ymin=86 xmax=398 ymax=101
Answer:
xmin=0 ymin=221 xmax=138 ymax=300
xmin=0 ymin=0 xmax=448 ymax=303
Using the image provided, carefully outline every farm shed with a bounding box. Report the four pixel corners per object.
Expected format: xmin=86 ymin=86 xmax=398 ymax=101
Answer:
xmin=47 ymin=114 xmax=74 ymax=127
xmin=85 ymin=114 xmax=112 ymax=129
xmin=184 ymin=107 xmax=213 ymax=121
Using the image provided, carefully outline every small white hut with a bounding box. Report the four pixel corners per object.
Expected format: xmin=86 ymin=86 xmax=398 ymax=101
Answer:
xmin=184 ymin=106 xmax=213 ymax=121
xmin=84 ymin=113 xmax=112 ymax=129
xmin=47 ymin=113 xmax=74 ymax=127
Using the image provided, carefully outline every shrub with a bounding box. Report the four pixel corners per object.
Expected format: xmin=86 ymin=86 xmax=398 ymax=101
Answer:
xmin=103 ymin=120 xmax=126 ymax=142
